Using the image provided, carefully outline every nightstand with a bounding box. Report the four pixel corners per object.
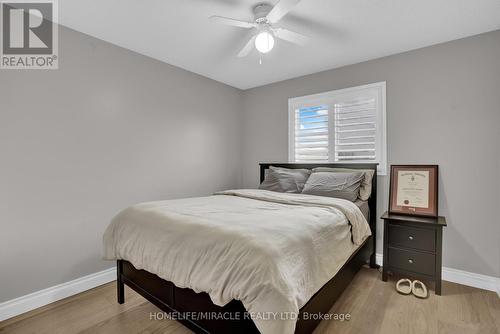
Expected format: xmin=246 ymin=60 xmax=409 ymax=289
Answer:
xmin=381 ymin=211 xmax=447 ymax=295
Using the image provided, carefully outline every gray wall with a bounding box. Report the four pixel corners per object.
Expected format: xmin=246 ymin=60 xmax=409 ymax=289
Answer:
xmin=0 ymin=26 xmax=243 ymax=302
xmin=241 ymin=30 xmax=500 ymax=278
xmin=1 ymin=26 xmax=499 ymax=304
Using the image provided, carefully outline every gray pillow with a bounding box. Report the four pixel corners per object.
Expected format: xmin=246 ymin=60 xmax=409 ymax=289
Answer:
xmin=259 ymin=166 xmax=311 ymax=193
xmin=312 ymin=167 xmax=375 ymax=201
xmin=301 ymin=171 xmax=364 ymax=202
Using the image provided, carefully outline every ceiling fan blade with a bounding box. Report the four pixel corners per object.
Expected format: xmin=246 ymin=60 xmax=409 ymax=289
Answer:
xmin=237 ymin=35 xmax=256 ymax=57
xmin=266 ymin=0 xmax=302 ymax=23
xmin=209 ymin=16 xmax=256 ymax=28
xmin=274 ymin=28 xmax=308 ymax=46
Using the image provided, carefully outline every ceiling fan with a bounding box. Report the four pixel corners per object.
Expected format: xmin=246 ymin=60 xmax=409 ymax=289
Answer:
xmin=209 ymin=0 xmax=308 ymax=58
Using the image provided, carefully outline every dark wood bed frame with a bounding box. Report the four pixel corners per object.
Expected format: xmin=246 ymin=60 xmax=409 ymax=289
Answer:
xmin=116 ymin=163 xmax=378 ymax=334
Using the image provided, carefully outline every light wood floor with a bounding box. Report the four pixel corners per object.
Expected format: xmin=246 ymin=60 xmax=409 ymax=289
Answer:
xmin=1 ymin=267 xmax=499 ymax=334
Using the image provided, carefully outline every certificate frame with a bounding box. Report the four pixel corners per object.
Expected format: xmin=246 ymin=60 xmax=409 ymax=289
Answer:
xmin=389 ymin=165 xmax=438 ymax=217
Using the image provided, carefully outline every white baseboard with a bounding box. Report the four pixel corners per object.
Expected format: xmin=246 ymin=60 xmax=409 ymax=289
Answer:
xmin=0 ymin=267 xmax=116 ymax=322
xmin=442 ymin=267 xmax=500 ymax=295
xmin=375 ymin=253 xmax=500 ymax=296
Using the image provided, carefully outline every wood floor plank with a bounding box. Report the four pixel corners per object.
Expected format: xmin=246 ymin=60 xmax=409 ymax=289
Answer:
xmin=313 ymin=266 xmax=377 ymax=334
xmin=0 ymin=285 xmax=144 ymax=334
xmin=80 ymin=302 xmax=190 ymax=334
xmin=484 ymin=289 xmax=500 ymax=333
xmin=436 ymin=282 xmax=498 ymax=334
xmin=0 ymin=268 xmax=498 ymax=334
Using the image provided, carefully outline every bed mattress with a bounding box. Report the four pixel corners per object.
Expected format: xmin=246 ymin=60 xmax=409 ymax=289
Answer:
xmin=103 ymin=189 xmax=371 ymax=334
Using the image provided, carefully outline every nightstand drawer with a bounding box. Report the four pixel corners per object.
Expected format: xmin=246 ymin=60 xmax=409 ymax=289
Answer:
xmin=388 ymin=224 xmax=435 ymax=251
xmin=388 ymin=247 xmax=435 ymax=276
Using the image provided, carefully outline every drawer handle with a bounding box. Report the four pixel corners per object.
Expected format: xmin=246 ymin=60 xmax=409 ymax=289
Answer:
xmin=408 ymin=259 xmax=414 ymax=264
xmin=408 ymin=236 xmax=414 ymax=241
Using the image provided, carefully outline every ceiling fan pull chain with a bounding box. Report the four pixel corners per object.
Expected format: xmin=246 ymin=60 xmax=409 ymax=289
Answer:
xmin=259 ymin=54 xmax=262 ymax=65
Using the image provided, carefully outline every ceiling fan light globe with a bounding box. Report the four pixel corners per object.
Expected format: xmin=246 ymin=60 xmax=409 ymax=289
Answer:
xmin=255 ymin=31 xmax=275 ymax=53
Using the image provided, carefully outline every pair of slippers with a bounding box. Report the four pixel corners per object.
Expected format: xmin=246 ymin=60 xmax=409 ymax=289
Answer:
xmin=395 ymin=278 xmax=428 ymax=298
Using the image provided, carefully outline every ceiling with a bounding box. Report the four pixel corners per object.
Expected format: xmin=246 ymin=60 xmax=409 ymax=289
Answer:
xmin=59 ymin=0 xmax=500 ymax=90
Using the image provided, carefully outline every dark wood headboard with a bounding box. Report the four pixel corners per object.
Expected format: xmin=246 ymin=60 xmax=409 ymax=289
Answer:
xmin=259 ymin=162 xmax=378 ymax=266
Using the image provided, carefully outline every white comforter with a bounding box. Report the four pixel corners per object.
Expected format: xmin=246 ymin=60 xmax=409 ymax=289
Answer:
xmin=103 ymin=189 xmax=371 ymax=334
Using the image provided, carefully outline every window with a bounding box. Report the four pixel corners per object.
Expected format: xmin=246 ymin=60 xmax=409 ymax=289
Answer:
xmin=288 ymin=82 xmax=387 ymax=174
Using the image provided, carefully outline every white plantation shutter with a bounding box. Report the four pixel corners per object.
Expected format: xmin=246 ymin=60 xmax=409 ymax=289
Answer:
xmin=334 ymin=99 xmax=376 ymax=161
xmin=294 ymin=106 xmax=329 ymax=161
xmin=289 ymin=82 xmax=387 ymax=174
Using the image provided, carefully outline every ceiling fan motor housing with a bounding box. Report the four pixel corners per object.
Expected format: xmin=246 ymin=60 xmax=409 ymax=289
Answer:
xmin=253 ymin=3 xmax=272 ymax=23
xmin=209 ymin=0 xmax=307 ymax=58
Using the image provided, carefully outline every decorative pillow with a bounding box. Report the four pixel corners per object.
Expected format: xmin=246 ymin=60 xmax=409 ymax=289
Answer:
xmin=259 ymin=166 xmax=311 ymax=193
xmin=312 ymin=167 xmax=375 ymax=200
xmin=301 ymin=171 xmax=364 ymax=202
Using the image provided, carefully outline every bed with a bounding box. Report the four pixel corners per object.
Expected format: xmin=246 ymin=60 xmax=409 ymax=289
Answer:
xmin=104 ymin=163 xmax=378 ymax=334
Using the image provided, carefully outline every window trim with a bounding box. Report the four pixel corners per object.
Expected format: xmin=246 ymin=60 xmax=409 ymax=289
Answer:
xmin=288 ymin=81 xmax=387 ymax=175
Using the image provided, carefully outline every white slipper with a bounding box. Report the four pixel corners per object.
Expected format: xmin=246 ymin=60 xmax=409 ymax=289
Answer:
xmin=412 ymin=280 xmax=429 ymax=299
xmin=396 ymin=278 xmax=412 ymax=295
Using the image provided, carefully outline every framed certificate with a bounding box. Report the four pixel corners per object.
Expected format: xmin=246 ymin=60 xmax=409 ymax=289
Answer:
xmin=389 ymin=165 xmax=438 ymax=217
